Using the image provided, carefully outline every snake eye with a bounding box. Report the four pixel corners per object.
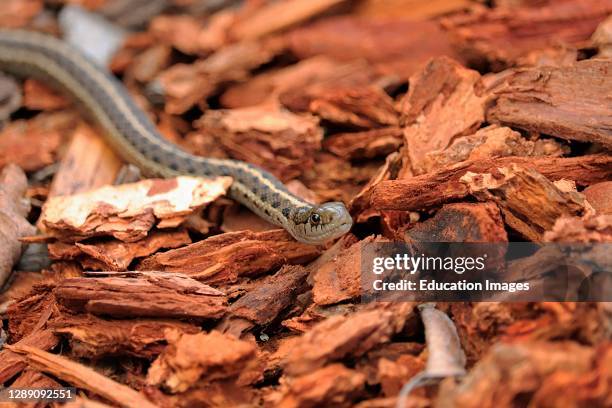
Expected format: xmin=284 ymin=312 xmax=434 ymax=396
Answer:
xmin=309 ymin=213 xmax=321 ymax=225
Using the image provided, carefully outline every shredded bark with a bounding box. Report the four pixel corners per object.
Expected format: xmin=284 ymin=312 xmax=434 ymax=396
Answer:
xmin=487 ymin=60 xmax=612 ymax=148
xmin=54 ymin=272 xmax=228 ymax=320
xmin=0 ymin=164 xmax=36 ymax=287
xmin=1 ymin=1 xmax=611 ymax=406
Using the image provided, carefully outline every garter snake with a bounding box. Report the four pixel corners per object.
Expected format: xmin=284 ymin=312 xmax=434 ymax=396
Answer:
xmin=0 ymin=30 xmax=352 ymax=244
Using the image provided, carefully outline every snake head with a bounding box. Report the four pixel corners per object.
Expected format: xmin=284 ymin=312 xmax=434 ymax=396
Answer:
xmin=289 ymin=202 xmax=353 ymax=244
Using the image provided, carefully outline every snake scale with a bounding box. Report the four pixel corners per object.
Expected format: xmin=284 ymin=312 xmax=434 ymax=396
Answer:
xmin=0 ymin=30 xmax=353 ymax=244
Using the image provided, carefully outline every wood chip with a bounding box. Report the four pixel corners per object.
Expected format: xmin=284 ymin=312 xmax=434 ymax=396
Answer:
xmin=399 ymin=56 xmax=485 ymax=175
xmin=5 ymin=344 xmax=158 ymax=408
xmin=284 ymin=303 xmax=415 ymax=376
xmin=54 ymin=272 xmax=227 ymax=320
xmin=138 ymin=229 xmax=322 ymax=284
xmin=23 ymin=78 xmax=71 ymax=110
xmin=405 ymin=202 xmax=507 ymax=242
xmin=41 ymin=176 xmax=232 ymax=242
xmin=155 ymin=40 xmax=283 ymax=114
xmin=443 ymin=0 xmax=612 ymax=68
xmin=147 ymin=330 xmax=260 ymax=392
xmin=287 ymin=17 xmax=463 ymax=78
xmin=271 ymin=363 xmax=366 ymax=408
xmin=0 ymin=0 xmax=43 ymax=29
xmin=436 ymin=342 xmax=608 ymax=408
xmin=10 ymin=367 xmax=62 ymax=387
xmin=584 ymin=182 xmax=612 ymax=215
xmin=592 ymin=14 xmax=612 ymax=58
xmin=227 ymin=265 xmax=309 ymax=326
xmin=6 ymin=283 xmax=57 ymax=341
xmin=0 ymin=329 xmax=58 ymax=384
xmin=311 ymin=236 xmax=372 ymax=306
xmin=371 ymin=155 xmax=612 ymax=212
xmin=420 ymin=125 xmax=568 ymax=174
xmin=0 ymin=112 xmax=75 ymax=172
xmin=354 ymin=0 xmax=472 ymax=20
xmin=487 ymin=60 xmax=612 ymax=148
xmin=301 ymin=152 xmax=378 ymax=204
xmin=48 ymin=230 xmax=192 ymax=271
xmin=324 ymin=127 xmax=403 ymax=161
xmin=52 ymin=313 xmax=201 ymax=359
xmin=229 ymin=0 xmax=348 ymax=41
xmin=544 ymin=214 xmax=612 ymax=243
xmin=0 ymin=165 xmax=37 ymax=287
xmin=223 ymin=57 xmax=381 ymax=109
xmin=195 ymin=106 xmax=322 ymax=181
xmin=460 ymin=164 xmax=586 ymax=240
xmin=47 ymin=123 xmax=123 ymax=198
xmin=286 ymin=86 xmax=399 ymax=129
xmin=149 ymin=15 xmax=209 ymax=55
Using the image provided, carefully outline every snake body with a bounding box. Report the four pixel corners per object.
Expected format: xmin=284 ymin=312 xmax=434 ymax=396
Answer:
xmin=0 ymin=30 xmax=352 ymax=244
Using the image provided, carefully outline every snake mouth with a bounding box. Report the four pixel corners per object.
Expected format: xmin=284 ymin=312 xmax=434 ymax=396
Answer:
xmin=292 ymin=223 xmax=352 ymax=244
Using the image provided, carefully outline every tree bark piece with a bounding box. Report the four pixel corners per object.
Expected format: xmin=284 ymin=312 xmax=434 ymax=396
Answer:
xmin=0 ymin=0 xmax=43 ymax=29
xmin=443 ymin=0 xmax=612 ymax=68
xmin=272 ymin=364 xmax=366 ymax=408
xmin=420 ymin=125 xmax=568 ymax=175
xmin=229 ymin=0 xmax=348 ymax=41
xmin=195 ymin=106 xmax=322 ymax=182
xmin=41 ymin=176 xmax=232 ymax=242
xmin=138 ymin=229 xmax=322 ymax=284
xmin=222 ymin=57 xmax=381 ymax=109
xmin=287 ymin=17 xmax=463 ymax=78
xmin=349 ymin=152 xmax=402 ymax=222
xmin=311 ymin=236 xmax=375 ymax=306
xmin=399 ymin=56 xmax=486 ymax=175
xmin=48 ymin=123 xmax=123 ymax=198
xmin=592 ymin=14 xmax=612 ymax=58
xmin=148 ymin=15 xmax=216 ymax=56
xmin=487 ymin=60 xmax=612 ymax=148
xmin=48 ymin=230 xmax=192 ymax=271
xmin=147 ymin=330 xmax=260 ymax=393
xmin=0 ymin=270 xmax=45 ymax=313
xmin=323 ymin=127 xmax=403 ymax=160
xmin=284 ymin=303 xmax=415 ymax=376
xmin=435 ymin=342 xmax=608 ymax=408
xmin=371 ymin=155 xmax=612 ymax=212
xmin=354 ymin=0 xmax=472 ymax=20
xmin=405 ymin=202 xmax=507 ymax=243
xmin=284 ymin=86 xmax=399 ymax=129
xmin=23 ymin=79 xmax=71 ymax=110
xmin=460 ymin=165 xmax=586 ymax=241
xmin=8 ymin=368 xmax=63 ymax=394
xmin=155 ymin=39 xmax=285 ymax=114
xmin=584 ymin=182 xmax=612 ymax=215
xmin=0 ymin=329 xmax=58 ymax=384
xmin=0 ymin=112 xmax=75 ymax=172
xmin=544 ymin=214 xmax=612 ymax=243
xmin=51 ymin=313 xmax=201 ymax=359
xmin=53 ymin=272 xmax=227 ymax=320
xmin=4 ymin=344 xmax=158 ymax=408
xmin=228 ymin=265 xmax=309 ymax=326
xmin=6 ymin=283 xmax=56 ymax=342
xmin=301 ymin=152 xmax=378 ymax=204
xmin=0 ymin=164 xmax=37 ymax=288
